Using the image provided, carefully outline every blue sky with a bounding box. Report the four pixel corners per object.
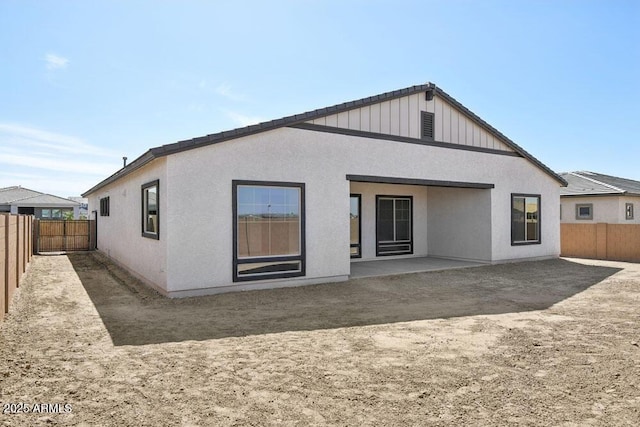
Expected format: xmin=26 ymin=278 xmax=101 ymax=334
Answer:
xmin=1 ymin=0 xmax=638 ymax=197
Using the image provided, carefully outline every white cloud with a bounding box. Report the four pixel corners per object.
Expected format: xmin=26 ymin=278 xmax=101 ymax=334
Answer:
xmin=0 ymin=123 xmax=121 ymax=197
xmin=224 ymin=111 xmax=266 ymax=127
xmin=0 ymin=171 xmax=95 ymax=198
xmin=0 ymin=123 xmax=116 ymax=157
xmin=0 ymin=152 xmax=116 ymax=176
xmin=214 ymin=83 xmax=245 ymax=102
xmin=44 ymin=53 xmax=69 ymax=70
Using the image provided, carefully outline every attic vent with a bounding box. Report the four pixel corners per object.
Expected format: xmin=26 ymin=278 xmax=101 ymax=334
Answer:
xmin=421 ymin=111 xmax=434 ymax=140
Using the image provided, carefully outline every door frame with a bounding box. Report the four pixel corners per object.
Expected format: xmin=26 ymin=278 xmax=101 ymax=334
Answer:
xmin=375 ymin=195 xmax=413 ymax=257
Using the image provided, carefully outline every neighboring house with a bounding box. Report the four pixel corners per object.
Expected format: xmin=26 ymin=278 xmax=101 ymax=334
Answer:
xmin=559 ymin=171 xmax=640 ymax=224
xmin=68 ymin=197 xmax=89 ymax=219
xmin=0 ymin=186 xmax=80 ymax=219
xmin=83 ymin=82 xmax=567 ymax=297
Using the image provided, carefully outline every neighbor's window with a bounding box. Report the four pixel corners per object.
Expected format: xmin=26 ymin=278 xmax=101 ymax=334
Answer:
xmin=575 ymin=203 xmax=593 ymax=220
xmin=142 ymin=180 xmax=159 ymax=239
xmin=626 ymin=203 xmax=634 ymax=220
xmin=41 ymin=209 xmax=51 ymax=219
xmin=100 ymin=196 xmax=110 ymax=217
xmin=511 ymin=194 xmax=541 ymax=245
xmin=233 ymin=180 xmax=305 ymax=282
xmin=52 ymin=209 xmax=62 ymax=219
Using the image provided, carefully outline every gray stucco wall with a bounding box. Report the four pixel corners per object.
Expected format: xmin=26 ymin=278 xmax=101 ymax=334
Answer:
xmin=161 ymin=126 xmax=559 ymax=296
xmin=427 ymin=187 xmax=492 ymax=261
xmin=87 ymin=158 xmax=168 ymax=292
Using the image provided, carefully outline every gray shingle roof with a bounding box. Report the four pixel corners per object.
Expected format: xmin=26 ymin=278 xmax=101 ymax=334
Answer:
xmin=0 ymin=186 xmax=79 ymax=207
xmin=83 ymin=83 xmax=566 ymax=196
xmin=559 ymin=172 xmax=640 ymax=196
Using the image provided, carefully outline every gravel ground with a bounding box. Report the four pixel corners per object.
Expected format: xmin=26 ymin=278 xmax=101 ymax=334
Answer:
xmin=0 ymin=252 xmax=639 ymax=426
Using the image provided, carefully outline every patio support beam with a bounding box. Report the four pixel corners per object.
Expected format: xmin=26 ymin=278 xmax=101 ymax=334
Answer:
xmin=346 ymin=174 xmax=495 ymax=189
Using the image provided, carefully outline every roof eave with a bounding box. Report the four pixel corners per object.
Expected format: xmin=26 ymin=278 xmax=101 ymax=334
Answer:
xmin=83 ymin=82 xmax=567 ymax=194
xmin=431 ymin=87 xmax=567 ymax=187
xmin=82 ymin=150 xmax=156 ymax=197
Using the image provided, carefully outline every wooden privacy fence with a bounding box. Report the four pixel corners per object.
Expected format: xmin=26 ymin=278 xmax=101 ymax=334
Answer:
xmin=561 ymin=223 xmax=640 ymax=262
xmin=1 ymin=214 xmax=33 ymax=321
xmin=34 ymin=220 xmax=96 ymax=253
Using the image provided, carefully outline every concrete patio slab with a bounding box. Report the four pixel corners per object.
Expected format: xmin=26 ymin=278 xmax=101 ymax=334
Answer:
xmin=349 ymin=256 xmax=485 ymax=278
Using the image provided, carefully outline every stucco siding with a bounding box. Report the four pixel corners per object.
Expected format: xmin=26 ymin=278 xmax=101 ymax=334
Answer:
xmin=160 ymin=126 xmax=558 ymax=294
xmin=306 ymin=94 xmax=514 ymax=153
xmin=427 ymin=187 xmax=492 ymax=262
xmin=490 ymin=163 xmax=561 ymax=261
xmin=560 ymin=195 xmax=640 ymax=224
xmin=87 ymin=158 xmax=168 ymax=291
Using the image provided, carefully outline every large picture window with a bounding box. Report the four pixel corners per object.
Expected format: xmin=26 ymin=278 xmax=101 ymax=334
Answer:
xmin=233 ymin=180 xmax=305 ymax=281
xmin=511 ymin=194 xmax=540 ymax=245
xmin=142 ymin=180 xmax=159 ymax=239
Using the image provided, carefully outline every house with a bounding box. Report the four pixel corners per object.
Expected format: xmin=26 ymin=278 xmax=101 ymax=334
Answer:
xmin=559 ymin=171 xmax=640 ymax=224
xmin=83 ymin=83 xmax=566 ymax=297
xmin=0 ymin=186 xmax=80 ymax=219
xmin=68 ymin=197 xmax=89 ymax=219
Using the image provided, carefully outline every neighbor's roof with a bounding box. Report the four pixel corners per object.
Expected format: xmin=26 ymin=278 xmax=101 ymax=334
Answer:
xmin=559 ymin=171 xmax=640 ymax=197
xmin=0 ymin=186 xmax=80 ymax=207
xmin=83 ymin=82 xmax=567 ymax=196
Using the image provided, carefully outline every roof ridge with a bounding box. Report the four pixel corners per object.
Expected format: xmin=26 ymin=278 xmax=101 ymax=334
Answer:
xmin=569 ymin=171 xmax=625 ymax=193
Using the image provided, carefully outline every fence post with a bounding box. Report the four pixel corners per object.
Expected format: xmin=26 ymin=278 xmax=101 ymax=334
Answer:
xmin=596 ymin=223 xmax=607 ymax=260
xmin=15 ymin=215 xmax=20 ymax=287
xmin=33 ymin=218 xmax=39 ymax=254
xmin=1 ymin=215 xmax=6 ymax=318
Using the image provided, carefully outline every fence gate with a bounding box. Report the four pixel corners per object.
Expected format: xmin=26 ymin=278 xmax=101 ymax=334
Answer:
xmin=34 ymin=220 xmax=96 ymax=252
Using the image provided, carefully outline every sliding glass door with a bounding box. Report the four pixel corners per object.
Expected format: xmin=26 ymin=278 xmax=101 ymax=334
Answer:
xmin=376 ymin=196 xmax=413 ymax=256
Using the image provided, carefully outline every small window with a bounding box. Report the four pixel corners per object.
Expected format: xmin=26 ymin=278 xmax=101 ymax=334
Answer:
xmin=511 ymin=194 xmax=541 ymax=245
xmin=626 ymin=203 xmax=634 ymax=220
xmin=100 ymin=197 xmax=110 ymax=217
xmin=575 ymin=203 xmax=593 ymax=220
xmin=421 ymin=111 xmax=434 ymax=140
xmin=52 ymin=209 xmax=62 ymax=219
xmin=350 ymin=194 xmax=361 ymax=258
xmin=233 ymin=180 xmax=305 ymax=282
xmin=42 ymin=209 xmax=51 ymax=219
xmin=142 ymin=180 xmax=159 ymax=239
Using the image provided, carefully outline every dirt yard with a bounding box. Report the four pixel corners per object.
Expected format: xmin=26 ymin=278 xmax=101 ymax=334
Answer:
xmin=1 ymin=253 xmax=639 ymax=426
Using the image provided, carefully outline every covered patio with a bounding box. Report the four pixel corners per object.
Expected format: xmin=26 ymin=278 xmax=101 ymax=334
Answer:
xmin=350 ymin=256 xmax=485 ymax=279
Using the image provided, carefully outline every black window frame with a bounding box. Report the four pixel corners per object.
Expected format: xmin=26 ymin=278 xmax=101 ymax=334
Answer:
xmin=350 ymin=193 xmax=362 ymax=259
xmin=575 ymin=203 xmax=593 ymax=220
xmin=625 ymin=203 xmax=634 ymax=220
xmin=511 ymin=193 xmax=542 ymax=246
xmin=141 ymin=180 xmax=160 ymax=240
xmin=375 ymin=195 xmax=414 ymax=256
xmin=100 ymin=196 xmax=110 ymax=217
xmin=232 ymin=180 xmax=306 ymax=282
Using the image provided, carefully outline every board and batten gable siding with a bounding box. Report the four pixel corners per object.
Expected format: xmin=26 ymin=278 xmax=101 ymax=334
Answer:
xmin=86 ymin=157 xmax=169 ymax=292
xmin=307 ymin=93 xmax=515 ymax=152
